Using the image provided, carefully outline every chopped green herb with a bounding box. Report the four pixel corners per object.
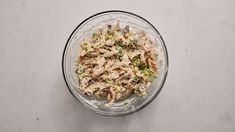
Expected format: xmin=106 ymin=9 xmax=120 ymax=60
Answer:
xmin=115 ymin=45 xmax=122 ymax=51
xmin=140 ymin=68 xmax=157 ymax=81
xmin=132 ymin=55 xmax=141 ymax=66
xmin=105 ymin=79 xmax=113 ymax=84
xmin=133 ymin=76 xmax=140 ymax=82
xmin=105 ymin=31 xmax=114 ymax=40
xmin=116 ymin=45 xmax=124 ymax=59
xmin=81 ymin=42 xmax=91 ymax=51
xmin=115 ymin=40 xmax=124 ymax=47
xmin=92 ymin=33 xmax=97 ymax=38
xmin=138 ymin=64 xmax=145 ymax=71
xmin=107 ymin=30 xmax=113 ymax=35
xmin=81 ymin=42 xmax=88 ymax=47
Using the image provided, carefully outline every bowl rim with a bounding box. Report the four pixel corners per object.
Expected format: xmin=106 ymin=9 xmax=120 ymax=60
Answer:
xmin=62 ymin=10 xmax=169 ymax=116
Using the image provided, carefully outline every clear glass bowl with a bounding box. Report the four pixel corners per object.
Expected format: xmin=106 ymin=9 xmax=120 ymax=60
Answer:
xmin=62 ymin=10 xmax=169 ymax=116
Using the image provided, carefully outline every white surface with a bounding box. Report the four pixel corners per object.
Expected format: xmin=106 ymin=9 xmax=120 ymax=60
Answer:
xmin=0 ymin=0 xmax=235 ymax=131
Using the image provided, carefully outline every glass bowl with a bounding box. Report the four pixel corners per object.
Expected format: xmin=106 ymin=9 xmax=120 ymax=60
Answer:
xmin=62 ymin=10 xmax=168 ymax=116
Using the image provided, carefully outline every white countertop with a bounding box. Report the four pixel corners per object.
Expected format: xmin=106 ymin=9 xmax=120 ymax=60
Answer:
xmin=1 ymin=0 xmax=235 ymax=131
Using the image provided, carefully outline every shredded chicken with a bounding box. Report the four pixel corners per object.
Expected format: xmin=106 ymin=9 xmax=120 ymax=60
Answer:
xmin=75 ymin=22 xmax=158 ymax=106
